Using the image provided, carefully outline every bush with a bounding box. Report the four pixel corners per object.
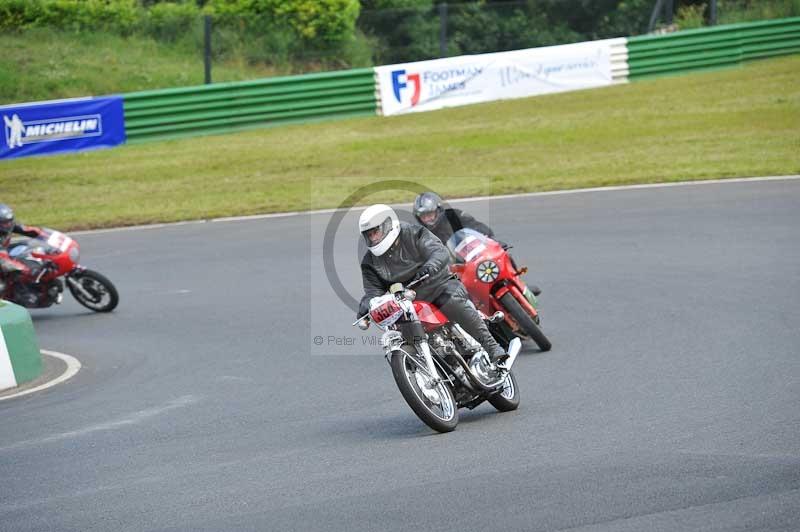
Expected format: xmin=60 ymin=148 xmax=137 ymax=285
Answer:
xmin=0 ymin=0 xmax=361 ymax=45
xmin=675 ymin=3 xmax=707 ymax=29
xmin=358 ymin=1 xmax=585 ymax=64
xmin=717 ymin=0 xmax=800 ymax=23
xmin=204 ymin=0 xmax=360 ymax=44
xmin=0 ymin=0 xmax=367 ymax=69
xmin=142 ymin=2 xmax=199 ymax=42
xmin=596 ymin=0 xmax=654 ymax=37
xmin=448 ymin=3 xmax=582 ymax=55
xmin=0 ymin=0 xmax=139 ymax=33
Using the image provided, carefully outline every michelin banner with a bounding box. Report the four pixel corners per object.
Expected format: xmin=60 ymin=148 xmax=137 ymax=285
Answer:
xmin=1 ymin=96 xmax=125 ymax=160
xmin=375 ymin=39 xmax=623 ymax=116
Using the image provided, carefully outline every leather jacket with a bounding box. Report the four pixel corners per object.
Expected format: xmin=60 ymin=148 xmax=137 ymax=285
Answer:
xmin=426 ymin=208 xmax=494 ymax=245
xmin=1 ymin=224 xmax=43 ymax=249
xmin=359 ymin=222 xmax=454 ymax=314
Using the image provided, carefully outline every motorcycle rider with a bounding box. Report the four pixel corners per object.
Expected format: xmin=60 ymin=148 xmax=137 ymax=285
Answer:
xmin=413 ymin=192 xmax=494 ymax=244
xmin=357 ymin=204 xmax=508 ymax=362
xmin=413 ymin=192 xmax=541 ymax=297
xmin=0 ymin=204 xmax=48 ymax=294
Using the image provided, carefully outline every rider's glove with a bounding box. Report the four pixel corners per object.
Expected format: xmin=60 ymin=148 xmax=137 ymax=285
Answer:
xmin=412 ymin=266 xmax=434 ymax=285
xmin=357 ymin=299 xmax=370 ymax=320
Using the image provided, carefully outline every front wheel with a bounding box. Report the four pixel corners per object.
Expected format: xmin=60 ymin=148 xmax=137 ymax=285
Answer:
xmin=500 ymin=292 xmax=551 ymax=351
xmin=390 ymin=345 xmax=458 ymax=433
xmin=68 ymin=269 xmax=119 ymax=312
xmin=487 ymin=370 xmax=520 ymax=412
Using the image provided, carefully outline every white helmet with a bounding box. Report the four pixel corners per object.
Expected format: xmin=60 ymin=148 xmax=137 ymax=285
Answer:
xmin=359 ymin=204 xmax=400 ymax=256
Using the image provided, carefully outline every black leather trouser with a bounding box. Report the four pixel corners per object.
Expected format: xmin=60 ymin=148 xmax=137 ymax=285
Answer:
xmin=433 ymin=279 xmax=505 ymax=358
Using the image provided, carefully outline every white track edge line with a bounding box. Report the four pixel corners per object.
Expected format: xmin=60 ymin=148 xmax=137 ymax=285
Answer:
xmin=73 ymin=175 xmax=800 ymax=235
xmin=0 ymin=350 xmax=81 ymax=402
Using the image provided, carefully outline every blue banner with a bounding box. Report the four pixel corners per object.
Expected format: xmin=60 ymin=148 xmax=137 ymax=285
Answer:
xmin=1 ymin=96 xmax=126 ymax=160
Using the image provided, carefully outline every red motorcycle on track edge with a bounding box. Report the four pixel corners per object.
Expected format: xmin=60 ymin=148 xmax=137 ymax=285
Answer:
xmin=2 ymin=228 xmax=119 ymax=313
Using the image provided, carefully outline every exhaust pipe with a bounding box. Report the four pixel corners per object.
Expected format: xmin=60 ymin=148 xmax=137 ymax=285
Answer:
xmin=497 ymin=337 xmax=522 ymax=370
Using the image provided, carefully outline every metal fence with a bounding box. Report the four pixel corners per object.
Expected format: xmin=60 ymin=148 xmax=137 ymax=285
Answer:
xmin=124 ymin=69 xmax=377 ymax=143
xmin=628 ymin=16 xmax=800 ymax=79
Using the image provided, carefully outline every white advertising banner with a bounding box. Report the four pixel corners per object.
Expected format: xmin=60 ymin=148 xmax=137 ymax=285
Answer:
xmin=375 ymin=39 xmax=623 ymax=116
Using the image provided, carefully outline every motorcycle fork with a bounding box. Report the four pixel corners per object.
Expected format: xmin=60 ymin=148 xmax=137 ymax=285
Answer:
xmin=495 ymin=282 xmax=538 ymax=319
xmin=401 ymin=320 xmax=441 ymax=385
xmin=65 ymin=272 xmax=94 ymax=301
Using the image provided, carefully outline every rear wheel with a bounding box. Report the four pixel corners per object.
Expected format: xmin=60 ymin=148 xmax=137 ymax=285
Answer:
xmin=487 ymin=370 xmax=520 ymax=412
xmin=500 ymin=292 xmax=551 ymax=351
xmin=68 ymin=269 xmax=119 ymax=312
xmin=390 ymin=345 xmax=458 ymax=433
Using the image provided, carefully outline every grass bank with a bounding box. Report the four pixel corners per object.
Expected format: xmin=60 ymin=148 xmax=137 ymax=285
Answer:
xmin=2 ymin=55 xmax=799 ymax=231
xmin=0 ymin=28 xmax=278 ymax=104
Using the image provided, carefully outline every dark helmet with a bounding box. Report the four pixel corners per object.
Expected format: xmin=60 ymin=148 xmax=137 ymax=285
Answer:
xmin=0 ymin=204 xmax=14 ymax=241
xmin=413 ymin=192 xmax=443 ymax=227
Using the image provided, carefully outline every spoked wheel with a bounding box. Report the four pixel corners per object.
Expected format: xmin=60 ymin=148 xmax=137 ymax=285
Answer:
xmin=390 ymin=345 xmax=458 ymax=433
xmin=67 ymin=269 xmax=119 ymax=312
xmin=487 ymin=370 xmax=520 ymax=412
xmin=500 ymin=292 xmax=551 ymax=352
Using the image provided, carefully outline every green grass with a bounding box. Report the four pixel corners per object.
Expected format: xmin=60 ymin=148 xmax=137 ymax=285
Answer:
xmin=2 ymin=55 xmax=799 ymax=231
xmin=0 ymin=28 xmax=279 ymax=104
xmin=718 ymin=0 xmax=800 ymax=25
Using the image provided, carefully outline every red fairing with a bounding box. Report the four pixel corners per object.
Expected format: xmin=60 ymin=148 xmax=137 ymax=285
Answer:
xmin=1 ymin=228 xmax=80 ymax=305
xmin=451 ymin=232 xmax=539 ymax=332
xmin=413 ymin=300 xmax=449 ymax=331
xmin=28 ymin=229 xmax=79 ymax=278
xmin=455 ymin=237 xmax=509 ymax=312
xmin=1 ymin=229 xmax=77 ymax=281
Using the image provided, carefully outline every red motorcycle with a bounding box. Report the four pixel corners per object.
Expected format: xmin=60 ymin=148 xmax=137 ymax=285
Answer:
xmin=447 ymin=229 xmax=551 ymax=352
xmin=1 ymin=228 xmax=119 ymax=312
xmin=355 ymin=276 xmax=522 ymax=433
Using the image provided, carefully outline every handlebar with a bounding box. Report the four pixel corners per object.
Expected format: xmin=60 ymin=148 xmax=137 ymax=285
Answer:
xmin=405 ymin=273 xmax=430 ymax=289
xmin=351 ymin=273 xmax=430 ymax=326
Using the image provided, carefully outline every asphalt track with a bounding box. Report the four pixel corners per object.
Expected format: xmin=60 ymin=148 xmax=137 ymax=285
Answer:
xmin=1 ymin=178 xmax=799 ymax=532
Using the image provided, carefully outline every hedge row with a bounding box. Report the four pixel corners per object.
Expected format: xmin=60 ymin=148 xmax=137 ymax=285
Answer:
xmin=0 ymin=0 xmax=361 ymax=44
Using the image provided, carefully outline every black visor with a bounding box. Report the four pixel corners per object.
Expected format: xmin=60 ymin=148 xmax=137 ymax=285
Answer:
xmin=0 ymin=219 xmax=12 ymax=236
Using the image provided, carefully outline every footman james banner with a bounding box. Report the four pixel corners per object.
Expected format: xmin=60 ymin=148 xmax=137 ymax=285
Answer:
xmin=1 ymin=96 xmax=126 ymax=160
xmin=375 ymin=38 xmax=624 ymax=116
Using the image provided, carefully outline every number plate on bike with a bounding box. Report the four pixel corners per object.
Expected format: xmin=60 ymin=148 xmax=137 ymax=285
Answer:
xmin=369 ymin=295 xmax=403 ymax=329
xmin=46 ymin=231 xmax=73 ymax=252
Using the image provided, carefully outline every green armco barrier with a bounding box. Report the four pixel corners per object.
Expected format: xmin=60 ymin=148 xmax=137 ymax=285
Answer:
xmin=123 ymin=68 xmax=378 ymax=143
xmin=0 ymin=300 xmax=42 ymax=390
xmin=628 ymin=17 xmax=800 ymax=79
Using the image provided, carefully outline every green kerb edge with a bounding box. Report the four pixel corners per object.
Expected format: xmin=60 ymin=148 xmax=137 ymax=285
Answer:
xmin=0 ymin=301 xmax=42 ymax=385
